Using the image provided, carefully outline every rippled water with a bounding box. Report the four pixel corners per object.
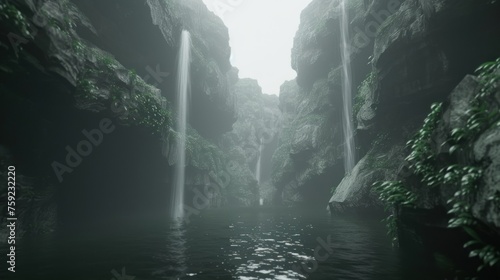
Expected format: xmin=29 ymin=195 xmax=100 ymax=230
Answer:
xmin=2 ymin=208 xmax=430 ymax=279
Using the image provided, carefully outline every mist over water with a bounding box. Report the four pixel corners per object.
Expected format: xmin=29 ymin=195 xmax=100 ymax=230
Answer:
xmin=171 ymin=30 xmax=191 ymax=220
xmin=4 ymin=209 xmax=409 ymax=280
xmin=339 ymin=0 xmax=356 ymax=174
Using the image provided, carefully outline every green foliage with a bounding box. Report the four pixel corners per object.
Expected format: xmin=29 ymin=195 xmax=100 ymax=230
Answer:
xmin=76 ymin=78 xmax=99 ymax=100
xmin=382 ymin=214 xmax=398 ymax=246
xmin=405 ymin=102 xmax=443 ymax=187
xmin=401 ymin=58 xmax=500 ymax=273
xmin=374 ymin=58 xmax=500 ymax=271
xmin=72 ymin=40 xmax=85 ymax=55
xmin=476 ymin=57 xmax=500 ymax=92
xmin=374 ymin=181 xmax=417 ymax=209
xmin=448 ymin=57 xmax=500 ymax=154
xmin=465 ymin=242 xmax=500 ymax=270
xmin=130 ymin=92 xmax=171 ymax=135
xmin=444 ymin=58 xmax=500 ymax=272
xmin=99 ymin=54 xmax=118 ymax=71
xmin=0 ymin=3 xmax=31 ymax=37
xmin=76 ymin=48 xmax=171 ymax=136
xmin=124 ymin=72 xmax=171 ymax=135
xmin=442 ymin=164 xmax=497 ymax=272
xmin=373 ymin=180 xmax=417 ymax=245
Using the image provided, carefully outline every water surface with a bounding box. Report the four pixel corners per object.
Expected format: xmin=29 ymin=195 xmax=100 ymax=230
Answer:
xmin=5 ymin=208 xmax=420 ymax=279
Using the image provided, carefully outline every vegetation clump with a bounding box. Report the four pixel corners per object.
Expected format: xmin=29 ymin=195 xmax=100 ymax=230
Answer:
xmin=0 ymin=3 xmax=31 ymax=37
xmin=373 ymin=180 xmax=417 ymax=245
xmin=74 ymin=46 xmax=171 ymax=136
xmin=374 ymin=57 xmax=500 ymax=274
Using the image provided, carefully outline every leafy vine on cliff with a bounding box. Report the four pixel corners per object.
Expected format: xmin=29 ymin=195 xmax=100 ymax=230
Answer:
xmin=373 ymin=180 xmax=417 ymax=245
xmin=376 ymin=58 xmax=500 ymax=274
xmin=75 ymin=47 xmax=172 ymax=136
xmin=405 ymin=102 xmax=443 ymax=187
xmin=446 ymin=57 xmax=500 ymax=272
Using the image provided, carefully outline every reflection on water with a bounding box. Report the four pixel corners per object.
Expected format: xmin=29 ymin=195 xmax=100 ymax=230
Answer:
xmin=1 ymin=208 xmax=410 ymax=279
xmin=184 ymin=208 xmax=402 ymax=280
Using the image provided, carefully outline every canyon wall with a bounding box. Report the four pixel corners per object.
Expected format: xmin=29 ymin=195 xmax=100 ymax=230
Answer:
xmin=272 ymin=0 xmax=500 ymax=276
xmin=0 ymin=0 xmax=237 ymax=233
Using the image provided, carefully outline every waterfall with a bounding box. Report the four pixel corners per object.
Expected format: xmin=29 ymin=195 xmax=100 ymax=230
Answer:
xmin=339 ymin=0 xmax=355 ymax=174
xmin=329 ymin=1 xmax=357 ymax=210
xmin=255 ymin=140 xmax=263 ymax=185
xmin=171 ymin=30 xmax=191 ymax=220
xmin=255 ymin=139 xmax=263 ymax=205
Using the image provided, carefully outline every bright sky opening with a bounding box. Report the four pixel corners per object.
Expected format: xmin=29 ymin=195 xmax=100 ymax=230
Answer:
xmin=201 ymin=0 xmax=313 ymax=95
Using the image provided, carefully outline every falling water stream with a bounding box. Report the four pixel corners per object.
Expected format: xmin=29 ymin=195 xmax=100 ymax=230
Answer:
xmin=329 ymin=0 xmax=357 ymax=206
xmin=255 ymin=139 xmax=264 ymax=205
xmin=339 ymin=0 xmax=356 ymax=174
xmin=171 ymin=30 xmax=191 ymax=220
xmin=255 ymin=141 xmax=263 ymax=185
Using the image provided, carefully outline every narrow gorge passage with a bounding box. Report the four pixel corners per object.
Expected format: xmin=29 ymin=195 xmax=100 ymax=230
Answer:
xmin=1 ymin=0 xmax=500 ymax=280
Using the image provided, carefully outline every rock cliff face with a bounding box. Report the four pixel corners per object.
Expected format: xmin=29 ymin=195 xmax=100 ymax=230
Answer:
xmin=273 ymin=78 xmax=345 ymax=206
xmin=0 ymin=0 xmax=236 ymax=233
xmin=392 ymin=65 xmax=500 ymax=278
xmin=403 ymin=74 xmax=500 ymax=228
xmin=274 ymin=0 xmax=375 ymax=206
xmin=75 ymin=0 xmax=236 ymax=139
xmin=219 ymin=77 xmax=281 ymax=205
xmin=274 ymin=0 xmax=500 ymax=208
xmin=334 ymin=0 xmax=500 ymax=213
xmin=274 ymin=0 xmax=500 ymax=276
